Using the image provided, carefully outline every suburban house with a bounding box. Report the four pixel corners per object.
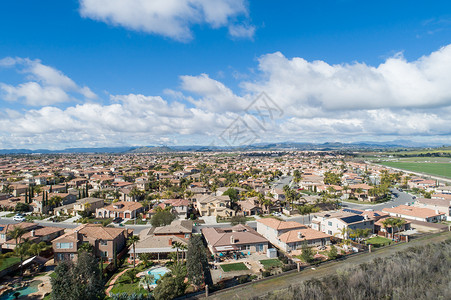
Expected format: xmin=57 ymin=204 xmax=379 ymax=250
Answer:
xmin=54 ymin=197 xmax=104 ymax=216
xmin=238 ymin=198 xmax=263 ymax=216
xmin=132 ymin=220 xmax=193 ymax=259
xmin=348 ymin=183 xmax=375 ymax=202
xmin=310 ymin=210 xmax=375 ymax=238
xmin=202 ymin=224 xmax=269 ymax=256
xmin=256 ymin=218 xmax=330 ymax=252
xmin=195 ymin=194 xmax=233 ymax=217
xmin=163 ymin=199 xmax=189 ymax=218
xmin=382 ymin=205 xmax=446 ymax=223
xmin=414 ymin=198 xmax=451 ymax=221
xmin=0 ymin=222 xmax=64 ymax=250
xmin=277 ymin=227 xmax=331 ymax=252
xmin=96 ymin=201 xmax=143 ymax=219
xmin=256 ymin=218 xmax=306 ymax=246
xmin=407 ymin=178 xmax=437 ymax=191
xmin=52 ymin=224 xmax=130 ymax=262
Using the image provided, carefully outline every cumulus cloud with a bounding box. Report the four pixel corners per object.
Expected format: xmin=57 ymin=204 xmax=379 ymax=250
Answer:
xmin=2 ymin=44 xmax=451 ymax=148
xmin=180 ymin=73 xmax=247 ymax=112
xmin=244 ymin=45 xmax=451 ymax=115
xmin=0 ymin=57 xmax=97 ymax=106
xmin=79 ymin=0 xmax=253 ymax=41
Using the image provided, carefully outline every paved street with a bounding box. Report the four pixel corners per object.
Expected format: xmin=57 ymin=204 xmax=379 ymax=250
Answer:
xmin=273 ymin=175 xmax=293 ymax=189
xmin=341 ymin=188 xmax=416 ymax=211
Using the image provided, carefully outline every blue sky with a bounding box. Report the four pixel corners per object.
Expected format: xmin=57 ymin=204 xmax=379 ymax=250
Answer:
xmin=1 ymin=0 xmax=451 ymax=149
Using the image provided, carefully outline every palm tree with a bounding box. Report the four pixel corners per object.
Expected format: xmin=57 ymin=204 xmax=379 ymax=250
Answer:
xmin=381 ymin=218 xmax=391 ymax=238
xmin=392 ymin=218 xmax=406 ymax=241
xmin=14 ymin=238 xmax=31 ymax=276
xmin=140 ymin=274 xmax=155 ymax=291
xmin=8 ymin=226 xmax=26 ymax=248
xmin=127 ymin=235 xmax=140 ymax=268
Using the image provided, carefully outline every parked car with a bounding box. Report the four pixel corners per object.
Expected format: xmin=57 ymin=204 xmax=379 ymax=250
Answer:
xmin=12 ymin=215 xmax=26 ymax=222
xmin=112 ymin=217 xmax=123 ymax=224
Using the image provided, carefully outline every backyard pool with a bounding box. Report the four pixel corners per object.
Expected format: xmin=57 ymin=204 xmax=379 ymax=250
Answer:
xmin=0 ymin=280 xmax=41 ymax=300
xmin=146 ymin=266 xmax=170 ymax=285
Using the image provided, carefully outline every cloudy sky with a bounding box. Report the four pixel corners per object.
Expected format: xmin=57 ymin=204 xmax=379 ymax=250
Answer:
xmin=1 ymin=0 xmax=451 ymax=149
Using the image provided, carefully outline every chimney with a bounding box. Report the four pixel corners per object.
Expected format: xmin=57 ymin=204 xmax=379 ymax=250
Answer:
xmin=168 ymin=238 xmax=173 ymax=246
xmin=31 ymin=230 xmax=35 ymax=237
xmin=230 ymin=235 xmax=234 ymax=244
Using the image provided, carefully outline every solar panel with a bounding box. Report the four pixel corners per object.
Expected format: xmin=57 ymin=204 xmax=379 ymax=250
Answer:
xmin=343 ymin=208 xmax=363 ymax=215
xmin=340 ymin=215 xmax=364 ymax=224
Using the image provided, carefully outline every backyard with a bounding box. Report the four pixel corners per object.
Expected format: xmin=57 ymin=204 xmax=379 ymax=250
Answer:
xmin=259 ymin=259 xmax=282 ymax=268
xmin=220 ymin=262 xmax=248 ymax=272
xmin=366 ymin=236 xmax=392 ymax=247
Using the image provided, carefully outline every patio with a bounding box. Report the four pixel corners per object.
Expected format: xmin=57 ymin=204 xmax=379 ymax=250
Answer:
xmin=210 ymin=251 xmax=274 ymax=284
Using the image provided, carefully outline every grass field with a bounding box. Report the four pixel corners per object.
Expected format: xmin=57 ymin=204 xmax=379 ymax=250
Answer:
xmin=220 ymin=262 xmax=248 ymax=272
xmin=259 ymin=259 xmax=282 ymax=268
xmin=365 ymin=236 xmax=392 ymax=246
xmin=378 ymin=162 xmax=451 ymax=178
xmin=0 ymin=256 xmax=21 ymax=271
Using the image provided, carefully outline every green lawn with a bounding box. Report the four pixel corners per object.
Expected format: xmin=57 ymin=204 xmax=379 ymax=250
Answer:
xmin=366 ymin=236 xmax=392 ymax=246
xmin=259 ymin=259 xmax=282 ymax=268
xmin=220 ymin=262 xmax=248 ymax=272
xmin=378 ymin=162 xmax=451 ymax=179
xmin=124 ymin=219 xmax=148 ymax=225
xmin=0 ymin=256 xmax=21 ymax=271
xmin=109 ymin=267 xmax=149 ymax=295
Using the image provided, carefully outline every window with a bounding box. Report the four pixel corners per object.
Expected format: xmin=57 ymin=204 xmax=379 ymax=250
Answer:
xmin=0 ymin=234 xmax=5 ymax=239
xmin=100 ymin=240 xmax=108 ymax=246
xmin=328 ymin=221 xmax=332 ymax=226
xmin=328 ymin=230 xmax=332 ymax=235
xmin=184 ymin=233 xmax=190 ymax=239
xmin=104 ymin=251 xmax=108 ymax=257
xmin=56 ymin=242 xmax=73 ymax=249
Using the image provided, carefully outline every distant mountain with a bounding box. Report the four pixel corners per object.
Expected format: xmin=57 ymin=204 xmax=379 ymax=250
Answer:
xmin=127 ymin=146 xmax=175 ymax=153
xmin=0 ymin=140 xmax=449 ymax=154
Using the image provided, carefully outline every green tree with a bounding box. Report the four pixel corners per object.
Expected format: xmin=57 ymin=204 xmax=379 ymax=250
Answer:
xmin=328 ymin=244 xmax=338 ymax=260
xmin=127 ymin=235 xmax=140 ymax=269
xmin=186 ymin=235 xmax=210 ymax=288
xmin=140 ymin=274 xmax=155 ymax=292
xmin=300 ymin=241 xmax=314 ymax=263
xmin=153 ymin=273 xmax=187 ymax=300
xmin=51 ymin=252 xmax=104 ymax=300
xmin=230 ymin=215 xmax=247 ymax=226
xmin=150 ymin=210 xmax=176 ymax=227
xmin=14 ymin=202 xmax=30 ymax=212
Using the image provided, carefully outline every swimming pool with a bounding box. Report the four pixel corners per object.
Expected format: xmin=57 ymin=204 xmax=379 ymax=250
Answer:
xmin=0 ymin=281 xmax=41 ymax=300
xmin=146 ymin=266 xmax=170 ymax=284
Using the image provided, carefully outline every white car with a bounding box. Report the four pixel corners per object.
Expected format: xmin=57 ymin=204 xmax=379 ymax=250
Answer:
xmin=12 ymin=215 xmax=26 ymax=222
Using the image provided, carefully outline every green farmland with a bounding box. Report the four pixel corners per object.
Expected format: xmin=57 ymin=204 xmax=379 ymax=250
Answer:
xmin=378 ymin=162 xmax=451 ymax=179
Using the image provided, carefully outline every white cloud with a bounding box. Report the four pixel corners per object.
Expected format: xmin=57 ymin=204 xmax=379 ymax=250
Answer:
xmin=2 ymin=44 xmax=451 ymax=148
xmin=180 ymin=73 xmax=246 ymax=112
xmin=0 ymin=57 xmax=97 ymax=106
xmin=0 ymin=82 xmax=70 ymax=106
xmin=244 ymin=45 xmax=451 ymax=115
xmin=79 ymin=0 xmax=253 ymax=41
xmin=228 ymin=23 xmax=255 ymax=39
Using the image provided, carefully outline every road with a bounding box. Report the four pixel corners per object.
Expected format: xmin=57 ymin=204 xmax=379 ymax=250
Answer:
xmin=205 ymin=231 xmax=451 ymax=300
xmin=273 ymin=175 xmax=293 ymax=189
xmin=341 ymin=188 xmax=416 ymax=211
